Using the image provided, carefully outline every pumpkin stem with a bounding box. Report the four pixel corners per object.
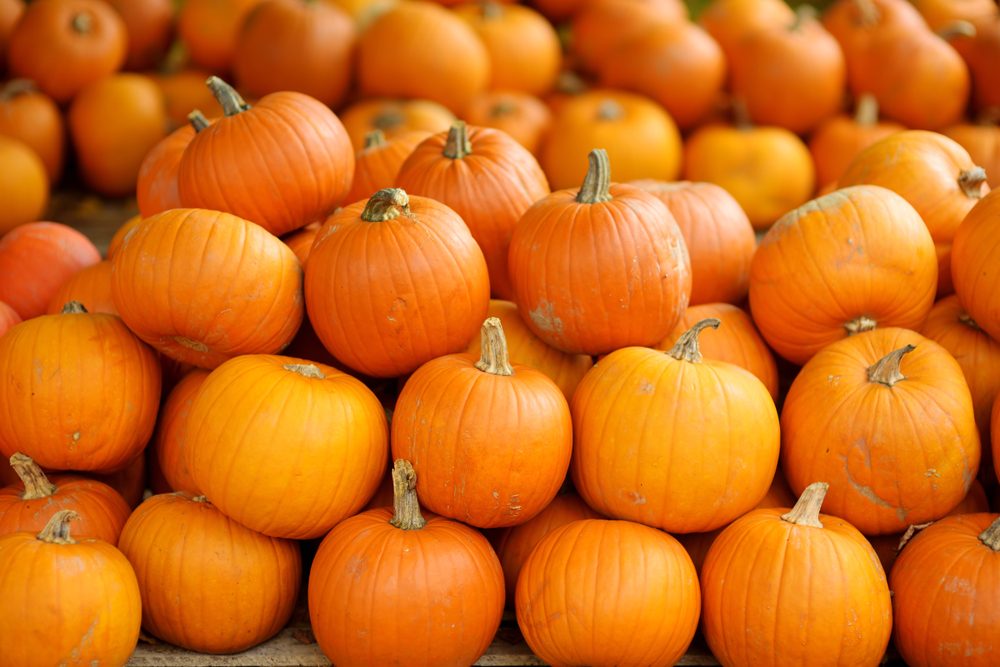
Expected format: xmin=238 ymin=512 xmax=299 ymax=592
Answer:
xmin=283 ymin=363 xmax=326 ymax=379
xmin=489 ymin=99 xmax=518 ymax=118
xmin=958 ymin=312 xmax=980 ymax=330
xmin=72 ymin=11 xmax=93 ymax=33
xmin=979 ymin=516 xmax=1000 ymax=551
xmin=61 ymin=301 xmax=88 ymax=315
xmin=363 ymin=129 xmax=387 ymax=151
xmin=188 ymin=110 xmax=210 ymax=133
xmin=475 ymin=317 xmax=514 ymax=376
xmin=555 ymin=71 xmax=587 ymax=95
xmin=596 ymin=99 xmax=624 ymax=121
xmin=9 ymin=453 xmax=57 ymax=501
xmin=867 ymin=344 xmax=916 ymax=387
xmin=389 ymin=459 xmax=426 ymax=531
xmin=845 ymin=315 xmax=877 ymax=335
xmin=937 ymin=20 xmax=977 ymax=40
xmin=854 ymin=94 xmax=879 ymax=126
xmin=958 ymin=167 xmax=987 ymax=199
xmin=854 ymin=0 xmax=880 ymax=27
xmin=37 ymin=510 xmax=79 ymax=545
xmin=0 ymin=79 xmax=37 ymax=101
xmin=790 ymin=4 xmax=817 ymax=30
xmin=781 ymin=482 xmax=828 ymax=528
xmin=373 ymin=107 xmax=405 ymax=132
xmin=667 ymin=318 xmax=721 ymax=364
xmin=897 ymin=521 xmax=934 ymax=553
xmin=443 ymin=121 xmax=472 ymax=160
xmin=206 ymin=76 xmax=251 ymax=117
xmin=361 ymin=188 xmax=410 ymax=222
xmin=576 ymin=149 xmax=613 ymax=204
xmin=191 ymin=495 xmax=208 ymax=503
xmin=480 ymin=0 xmax=503 ymax=19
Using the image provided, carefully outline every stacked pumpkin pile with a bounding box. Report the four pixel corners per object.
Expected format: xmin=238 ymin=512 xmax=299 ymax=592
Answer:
xmin=0 ymin=0 xmax=1000 ymax=666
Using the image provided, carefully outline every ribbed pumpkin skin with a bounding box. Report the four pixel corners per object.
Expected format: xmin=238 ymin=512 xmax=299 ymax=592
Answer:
xmin=0 ymin=521 xmax=142 ymax=667
xmin=186 ymin=355 xmax=388 ymax=539
xmin=118 ymin=493 xmax=301 ymax=654
xmin=516 ymin=519 xmax=701 ymax=666
xmin=304 ymin=192 xmax=490 ymax=378
xmin=0 ymin=473 xmax=130 ymax=543
xmin=781 ymin=328 xmax=980 ymax=535
xmin=700 ymin=506 xmax=893 ymax=667
xmin=44 ymin=260 xmax=116 ymax=316
xmin=308 ymin=507 xmax=505 ymax=667
xmin=152 ymin=369 xmax=209 ymax=495
xmin=0 ymin=310 xmax=161 ymax=472
xmin=891 ymin=513 xmax=1000 ymax=667
xmin=571 ymin=345 xmax=780 ymax=533
xmin=952 ymin=189 xmax=1000 ymax=342
xmin=345 ymin=129 xmax=430 ymax=204
xmin=749 ymin=185 xmax=938 ymax=365
xmin=177 ymin=90 xmax=354 ymax=237
xmin=396 ymin=125 xmax=551 ymax=300
xmin=110 ymin=208 xmax=304 ymax=369
xmin=136 ymin=122 xmax=197 ymax=218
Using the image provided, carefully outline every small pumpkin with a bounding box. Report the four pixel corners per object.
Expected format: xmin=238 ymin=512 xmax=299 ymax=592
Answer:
xmin=151 ymin=369 xmax=209 ymax=496
xmin=699 ymin=0 xmax=796 ymax=62
xmin=823 ymin=0 xmax=929 ymax=81
xmin=338 ymin=97 xmax=455 ymax=151
xmin=570 ymin=0 xmax=687 ymax=74
xmin=952 ymin=189 xmax=1000 ymax=344
xmin=0 ymin=79 xmax=65 ymax=183
xmin=136 ymin=110 xmax=210 ymax=218
xmin=103 ymin=0 xmax=174 ymax=70
xmin=0 ymin=135 xmax=48 ymax=236
xmin=463 ymin=91 xmax=552 ymax=156
xmin=345 ymin=129 xmax=430 ymax=205
xmin=150 ymin=68 xmax=223 ymax=131
xmin=44 ymin=259 xmax=116 ymax=315
xmin=176 ymin=0 xmax=263 ymax=72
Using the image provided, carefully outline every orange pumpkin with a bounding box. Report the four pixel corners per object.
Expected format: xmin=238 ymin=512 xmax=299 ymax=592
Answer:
xmin=44 ymin=259 xmax=116 ymax=315
xmin=151 ymin=369 xmax=209 ymax=496
xmin=0 ymin=0 xmax=24 ymax=73
xmin=176 ymin=0 xmax=263 ymax=72
xmin=345 ymin=129 xmax=429 ymax=205
xmin=463 ymin=91 xmax=552 ymax=156
xmin=339 ymin=98 xmax=455 ymax=152
xmin=103 ymin=0 xmax=174 ymax=70
xmin=0 ymin=135 xmax=48 ymax=236
xmin=571 ymin=0 xmax=687 ymax=74
xmin=281 ymin=223 xmax=320 ymax=267
xmin=323 ymin=0 xmax=397 ymax=25
xmin=699 ymin=0 xmax=795 ymax=62
xmin=823 ymin=0 xmax=928 ymax=77
xmin=0 ymin=79 xmax=64 ymax=184
xmin=948 ymin=15 xmax=1000 ymax=115
xmin=912 ymin=0 xmax=997 ymax=29
xmin=943 ymin=120 xmax=1000 ymax=189
xmin=150 ymin=68 xmax=224 ymax=131
xmin=0 ymin=301 xmax=20 ymax=338
xmin=953 ymin=189 xmax=1000 ymax=343
xmin=105 ymin=214 xmax=141 ymax=260
xmin=136 ymin=111 xmax=209 ymax=218
xmin=87 ymin=454 xmax=145 ymax=508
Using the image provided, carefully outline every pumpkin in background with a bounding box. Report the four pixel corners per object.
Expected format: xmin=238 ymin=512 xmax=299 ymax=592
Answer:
xmin=339 ymin=98 xmax=455 ymax=151
xmin=509 ymin=149 xmax=691 ymax=354
xmin=282 ymin=223 xmax=319 ymax=267
xmin=570 ymin=0 xmax=687 ymax=74
xmin=324 ymin=0 xmax=397 ymax=25
xmin=749 ymin=185 xmax=937 ymax=365
xmin=945 ymin=14 xmax=1000 ymax=115
xmin=392 ymin=317 xmax=572 ymax=528
xmin=531 ymin=0 xmax=581 ymax=21
xmin=305 ymin=188 xmax=490 ymax=378
xmin=186 ymin=356 xmax=388 ymax=539
xmin=150 ymin=68 xmax=223 ymax=130
xmin=540 ymin=91 xmax=682 ymax=189
xmin=994 ymin=395 xmax=1000 ymax=484
xmin=0 ymin=302 xmax=19 ymax=338
xmin=152 ymin=369 xmax=209 ymax=496
xmin=781 ymin=328 xmax=980 ymax=535
xmin=0 ymin=222 xmax=100 ymax=319
xmin=572 ymin=319 xmax=780 ymax=533
xmin=7 ymin=0 xmax=127 ymax=103
xmin=943 ymin=120 xmax=1000 ymax=189
xmin=516 ymin=518 xmax=700 ymax=666
xmin=103 ymin=0 xmax=174 ymax=71
xmin=105 ymin=213 xmax=141 ymax=260
xmin=0 ymin=0 xmax=24 ymax=73
xmin=891 ymin=513 xmax=1000 ymax=666
xmin=309 ymin=460 xmax=505 ymax=667
xmin=136 ymin=111 xmax=210 ymax=218
xmin=463 ymin=91 xmax=552 ymax=156
xmin=0 ymin=136 xmax=48 ymax=236
xmin=699 ymin=0 xmax=795 ymax=62
xmin=0 ymin=511 xmax=141 ymax=667
xmin=346 ymin=129 xmax=430 ymax=205
xmin=356 ymin=2 xmax=489 ymax=114
xmin=118 ymin=493 xmax=301 ymax=653
xmin=44 ymin=259 xmax=116 ymax=315
xmin=177 ymin=0 xmax=262 ymax=72
xmin=396 ymin=121 xmax=550 ymax=300
xmin=823 ymin=0 xmax=928 ymax=78
xmin=682 ymin=121 xmax=815 ymax=230
xmin=630 ymin=180 xmax=756 ymax=306
xmin=911 ymin=0 xmax=997 ymax=29
xmin=110 ymin=208 xmax=304 ymax=369
xmin=701 ymin=483 xmax=892 ymax=666
xmin=0 ymin=79 xmax=64 ymax=183
xmin=87 ymin=453 xmax=145 ymax=509
xmin=233 ymin=0 xmax=354 ymax=108
xmin=953 ymin=189 xmax=1000 ymax=344
xmin=0 ymin=453 xmax=130 ymax=543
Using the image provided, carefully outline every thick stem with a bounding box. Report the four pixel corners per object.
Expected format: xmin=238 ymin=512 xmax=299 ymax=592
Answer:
xmin=781 ymin=482 xmax=829 ymax=528
xmin=474 ymin=317 xmax=513 ymax=376
xmin=206 ymin=76 xmax=250 ymax=117
xmin=363 ymin=129 xmax=387 ymax=151
xmin=72 ymin=12 xmax=93 ymax=33
xmin=854 ymin=94 xmax=879 ymax=126
xmin=361 ymin=188 xmax=410 ymax=222
xmin=845 ymin=315 xmax=877 ymax=335
xmin=959 ymin=167 xmax=987 ymax=199
xmin=37 ymin=510 xmax=78 ymax=544
xmin=443 ymin=121 xmax=472 ymax=160
xmin=0 ymin=79 xmax=37 ymax=101
xmin=389 ymin=459 xmax=426 ymax=530
xmin=61 ymin=301 xmax=88 ymax=315
xmin=9 ymin=453 xmax=57 ymax=500
xmin=868 ymin=344 xmax=916 ymax=387
xmin=188 ymin=110 xmax=210 ymax=133
xmin=667 ymin=318 xmax=721 ymax=364
xmin=938 ymin=20 xmax=977 ymax=40
xmin=576 ymin=149 xmax=613 ymax=204
xmin=979 ymin=516 xmax=1000 ymax=551
xmin=596 ymin=99 xmax=624 ymax=121
xmin=283 ymin=363 xmax=326 ymax=379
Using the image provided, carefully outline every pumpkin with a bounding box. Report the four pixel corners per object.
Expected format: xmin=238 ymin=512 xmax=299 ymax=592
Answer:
xmin=392 ymin=317 xmax=572 ymax=528
xmin=509 ymin=149 xmax=690 ymax=354
xmin=463 ymin=91 xmax=552 ymax=156
xmin=953 ymin=189 xmax=1000 ymax=344
xmin=152 ymin=369 xmax=209 ymax=496
xmin=177 ymin=0 xmax=263 ymax=72
xmin=0 ymin=301 xmax=19 ymax=338
xmin=682 ymin=121 xmax=815 ymax=230
xmin=44 ymin=259 xmax=116 ymax=315
xmin=912 ymin=0 xmax=997 ymax=29
xmin=946 ymin=15 xmax=1000 ymax=115
xmin=118 ymin=492 xmax=301 ymax=653
xmin=943 ymin=120 xmax=1000 ymax=189
xmin=396 ymin=121 xmax=550 ymax=300
xmin=103 ymin=0 xmax=174 ymax=70
xmin=630 ymin=180 xmax=756 ymax=306
xmin=994 ymin=395 xmax=1000 ymax=484
xmin=0 ymin=453 xmax=130 ymax=543
xmin=281 ymin=223 xmax=320 ymax=267
xmin=598 ymin=20 xmax=726 ymax=131
xmin=571 ymin=319 xmax=780 ymax=532
xmin=809 ymin=94 xmax=905 ymax=190
xmin=516 ymin=518 xmax=700 ymax=666
xmin=136 ymin=110 xmax=209 ymax=218
xmin=570 ymin=0 xmax=687 ymax=74
xmin=0 ymin=511 xmax=141 ymax=667
xmin=324 ymin=0 xmax=396 ymax=25
xmin=186 ymin=355 xmax=388 ymax=539
xmin=0 ymin=79 xmax=64 ymax=183
xmin=177 ymin=77 xmax=354 ymax=237
xmin=701 ymin=483 xmax=893 ymax=666
xmin=308 ymin=459 xmax=505 ymax=666
xmin=823 ymin=0 xmax=928 ymax=78
xmin=781 ymin=328 xmax=980 ymax=534
xmin=357 ymin=1 xmax=489 ymax=114
xmin=7 ymin=0 xmax=127 ymax=103
xmin=150 ymin=68 xmax=223 ymax=131
xmin=0 ymin=0 xmax=24 ymax=73
xmin=304 ymin=188 xmax=490 ymax=378
xmin=105 ymin=213 xmax=141 ymax=260
xmin=87 ymin=454 xmax=145 ymax=509
xmin=699 ymin=0 xmax=795 ymax=62
xmin=891 ymin=513 xmax=1000 ymax=666
xmin=339 ymin=98 xmax=455 ymax=152
xmin=0 ymin=222 xmax=100 ymax=320
xmin=110 ymin=208 xmax=304 ymax=369
xmin=233 ymin=0 xmax=355 ymax=108
xmin=346 ymin=129 xmax=429 ymax=205
xmin=748 ymin=185 xmax=938 ymax=365
xmin=0 ymin=135 xmax=48 ymax=236
xmin=540 ymin=91 xmax=682 ymax=190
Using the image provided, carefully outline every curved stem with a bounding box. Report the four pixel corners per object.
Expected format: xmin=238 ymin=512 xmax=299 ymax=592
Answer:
xmin=845 ymin=315 xmax=877 ymax=335
xmin=61 ymin=301 xmax=88 ymax=315
xmin=283 ymin=363 xmax=326 ymax=379
xmin=576 ymin=149 xmax=613 ymax=204
xmin=389 ymin=459 xmax=426 ymax=530
xmin=781 ymin=482 xmax=828 ymax=528
xmin=897 ymin=521 xmax=933 ymax=553
xmin=443 ymin=121 xmax=472 ymax=160
xmin=958 ymin=167 xmax=987 ymax=199
xmin=667 ymin=318 xmax=721 ymax=364
xmin=9 ymin=453 xmax=57 ymax=500
xmin=363 ymin=129 xmax=387 ymax=151
xmin=361 ymin=188 xmax=410 ymax=222
xmin=206 ymin=76 xmax=250 ymax=117
xmin=188 ymin=110 xmax=210 ymax=133
xmin=868 ymin=344 xmax=916 ymax=387
xmin=854 ymin=94 xmax=879 ymax=126
xmin=937 ymin=20 xmax=977 ymax=40
xmin=37 ymin=510 xmax=78 ymax=544
xmin=0 ymin=79 xmax=37 ymax=101
xmin=474 ymin=317 xmax=514 ymax=376
xmin=980 ymin=516 xmax=1000 ymax=551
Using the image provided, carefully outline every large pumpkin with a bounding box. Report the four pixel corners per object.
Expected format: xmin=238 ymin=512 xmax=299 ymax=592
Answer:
xmin=0 ymin=79 xmax=65 ymax=183
xmin=952 ymin=189 xmax=1000 ymax=342
xmin=151 ymin=369 xmax=209 ymax=496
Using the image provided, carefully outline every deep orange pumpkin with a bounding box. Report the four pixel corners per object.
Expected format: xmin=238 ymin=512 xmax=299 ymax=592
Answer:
xmin=104 ymin=213 xmax=141 ymax=260
xmin=952 ymin=189 xmax=1000 ymax=344
xmin=463 ymin=91 xmax=552 ymax=156
xmin=86 ymin=453 xmax=145 ymax=508
xmin=136 ymin=111 xmax=209 ymax=218
xmin=943 ymin=120 xmax=1000 ymax=189
xmin=151 ymin=369 xmax=209 ymax=496
xmin=176 ymin=0 xmax=263 ymax=72
xmin=0 ymin=135 xmax=48 ymax=236
xmin=0 ymin=0 xmax=24 ymax=73
xmin=699 ymin=0 xmax=795 ymax=62
xmin=102 ymin=0 xmax=174 ymax=70
xmin=281 ymin=223 xmax=319 ymax=267
xmin=0 ymin=79 xmax=65 ymax=184
xmin=44 ymin=259 xmax=116 ymax=315
xmin=149 ymin=68 xmax=223 ymax=131
xmin=0 ymin=301 xmax=20 ymax=338
xmin=570 ymin=0 xmax=687 ymax=74
xmin=345 ymin=129 xmax=430 ymax=205
xmin=338 ymin=98 xmax=455 ymax=152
